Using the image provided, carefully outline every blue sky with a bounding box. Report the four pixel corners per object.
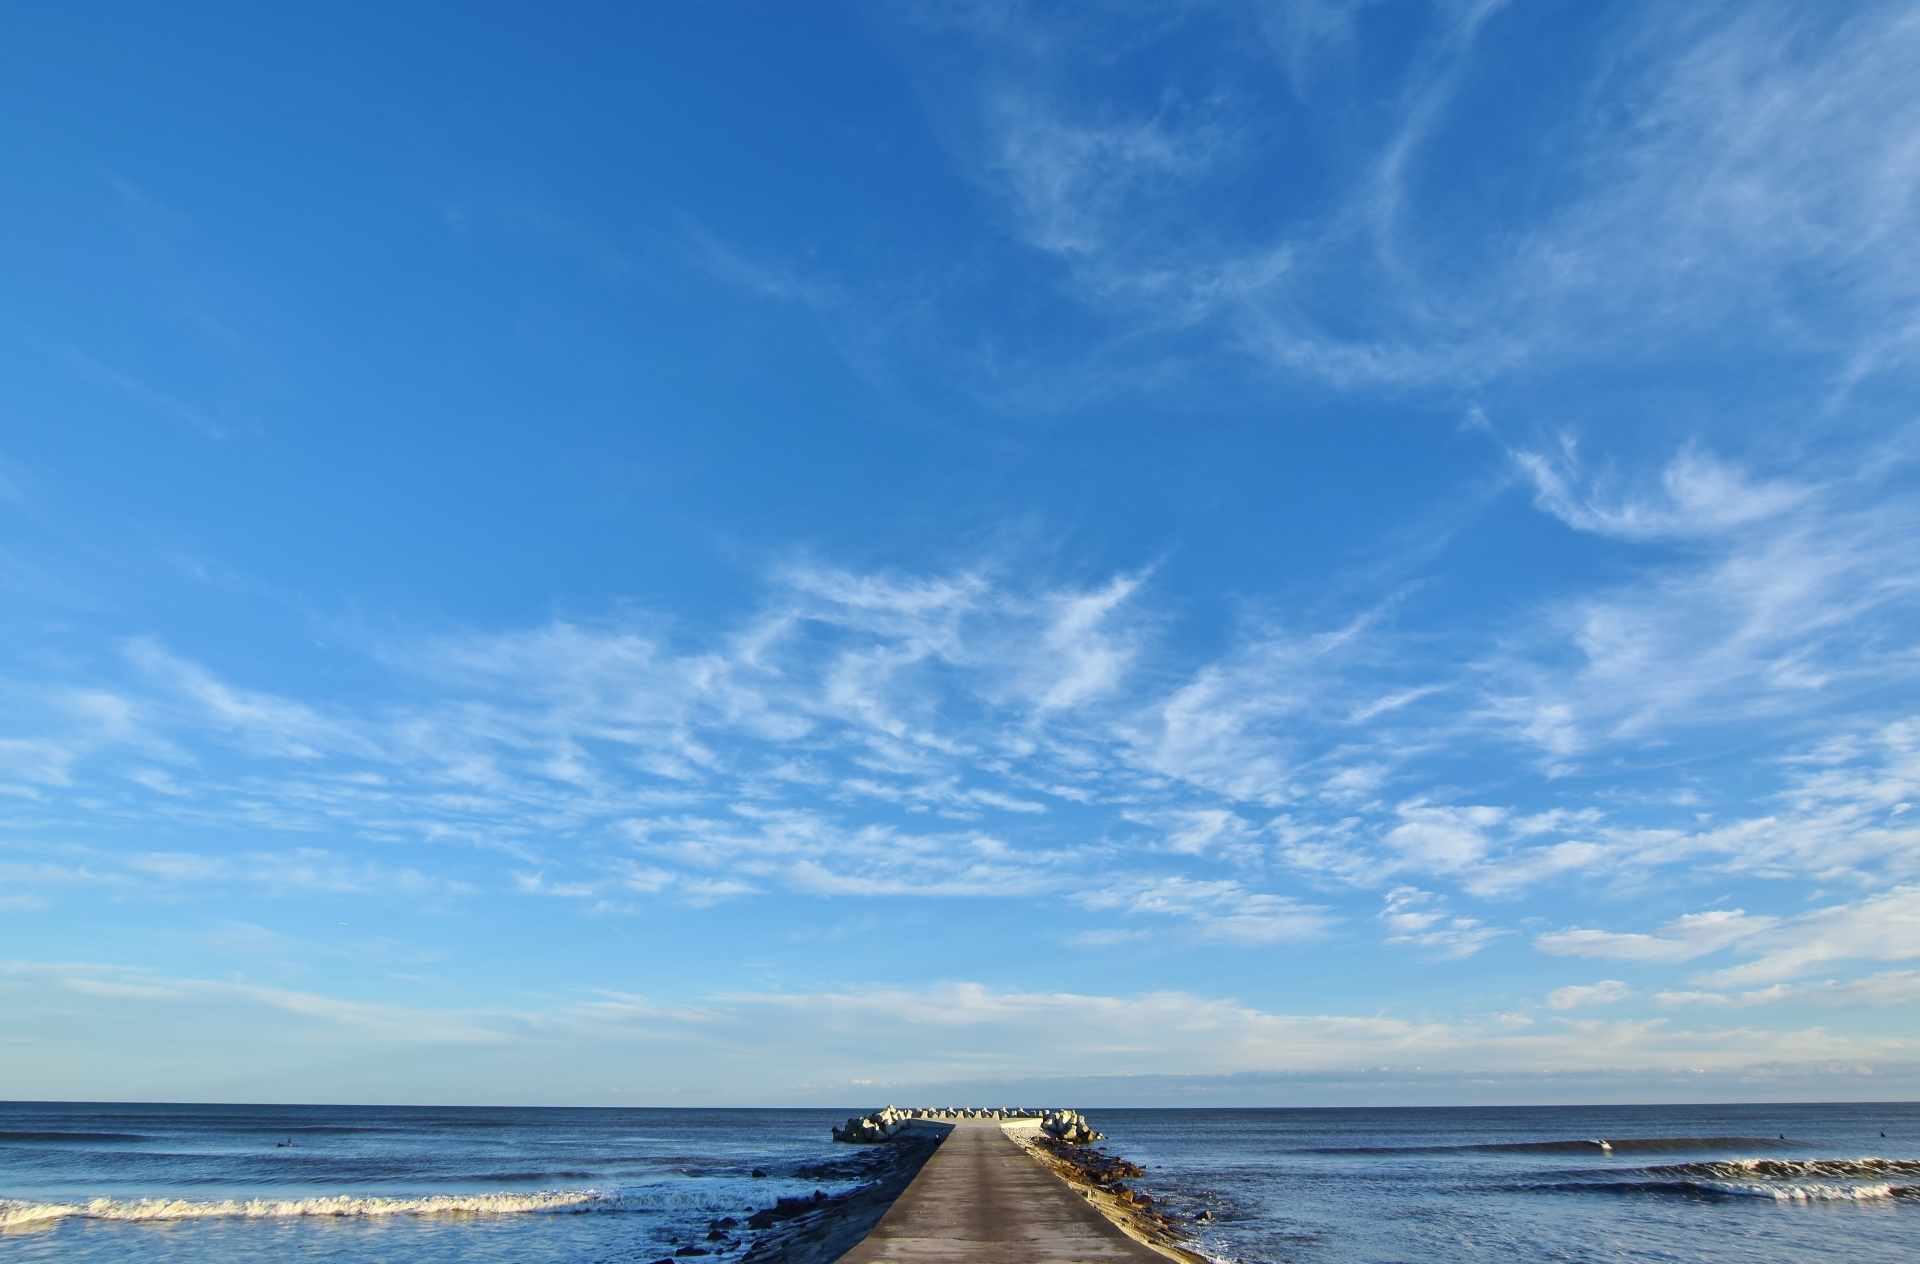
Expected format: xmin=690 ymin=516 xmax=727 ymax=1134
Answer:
xmin=3 ymin=0 xmax=1919 ymax=1106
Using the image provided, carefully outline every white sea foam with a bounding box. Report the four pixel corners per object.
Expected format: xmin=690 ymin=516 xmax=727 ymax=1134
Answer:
xmin=1670 ymin=1158 xmax=1920 ymax=1179
xmin=0 ymin=1189 xmax=648 ymax=1228
xmin=1628 ymin=1156 xmax=1920 ymax=1202
xmin=1705 ymin=1181 xmax=1906 ymax=1202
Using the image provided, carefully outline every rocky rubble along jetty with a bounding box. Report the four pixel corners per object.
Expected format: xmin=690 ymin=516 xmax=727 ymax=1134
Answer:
xmin=736 ymin=1132 xmax=941 ymax=1264
xmin=830 ymin=1105 xmax=1104 ymax=1143
xmin=1007 ymin=1128 xmax=1206 ymax=1264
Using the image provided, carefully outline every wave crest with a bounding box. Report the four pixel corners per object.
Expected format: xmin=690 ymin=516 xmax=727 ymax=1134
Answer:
xmin=0 ymin=1190 xmax=645 ymax=1228
xmin=1546 ymin=1158 xmax=1920 ymax=1205
xmin=1699 ymin=1182 xmax=1916 ymax=1203
xmin=1644 ymin=1158 xmax=1920 ymax=1181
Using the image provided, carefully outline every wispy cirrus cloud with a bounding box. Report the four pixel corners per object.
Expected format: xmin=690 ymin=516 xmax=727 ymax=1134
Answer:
xmin=1486 ymin=443 xmax=1920 ymax=765
xmin=859 ymin=2 xmax=1920 ymax=400
xmin=3 ymin=533 xmax=1916 ymax=937
xmin=1 ymin=428 xmax=1915 ymax=999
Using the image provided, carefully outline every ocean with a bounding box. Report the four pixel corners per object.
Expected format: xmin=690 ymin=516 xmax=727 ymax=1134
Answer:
xmin=2 ymin=1101 xmax=1915 ymax=1263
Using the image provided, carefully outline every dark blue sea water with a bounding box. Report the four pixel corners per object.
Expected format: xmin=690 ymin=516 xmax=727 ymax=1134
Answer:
xmin=2 ymin=1101 xmax=1915 ymax=1263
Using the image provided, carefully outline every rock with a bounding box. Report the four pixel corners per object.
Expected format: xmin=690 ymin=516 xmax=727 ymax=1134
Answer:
xmin=1040 ymin=1109 xmax=1105 ymax=1144
xmin=833 ymin=1104 xmax=1092 ymax=1135
xmin=831 ymin=1106 xmax=915 ymax=1144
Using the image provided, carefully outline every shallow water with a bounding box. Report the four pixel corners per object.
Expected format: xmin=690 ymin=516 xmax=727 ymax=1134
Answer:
xmin=2 ymin=1101 xmax=1916 ymax=1263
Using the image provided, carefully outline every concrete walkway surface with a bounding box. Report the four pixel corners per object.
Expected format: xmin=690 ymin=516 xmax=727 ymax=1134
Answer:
xmin=835 ymin=1122 xmax=1169 ymax=1264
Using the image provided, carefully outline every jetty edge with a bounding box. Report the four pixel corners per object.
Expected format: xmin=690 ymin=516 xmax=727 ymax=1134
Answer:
xmin=735 ymin=1125 xmax=947 ymax=1264
xmin=999 ymin=1117 xmax=1207 ymax=1264
xmin=739 ymin=1108 xmax=1206 ymax=1264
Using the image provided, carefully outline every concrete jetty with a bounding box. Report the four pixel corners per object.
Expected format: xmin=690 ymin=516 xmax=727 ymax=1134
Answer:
xmin=836 ymin=1122 xmax=1170 ymax=1264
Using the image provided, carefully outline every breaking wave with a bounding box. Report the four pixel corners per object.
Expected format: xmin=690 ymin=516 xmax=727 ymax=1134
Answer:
xmin=1645 ymin=1157 xmax=1920 ymax=1203
xmin=1645 ymin=1158 xmax=1920 ymax=1181
xmin=1709 ymin=1183 xmax=1917 ymax=1203
xmin=1544 ymin=1159 xmax=1920 ymax=1204
xmin=0 ymin=1188 xmax=751 ymax=1228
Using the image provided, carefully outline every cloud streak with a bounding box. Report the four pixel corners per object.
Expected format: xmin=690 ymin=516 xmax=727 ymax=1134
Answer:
xmin=10 ymin=962 xmax=1918 ymax=1101
xmin=2 ymin=512 xmax=1916 ymax=969
xmin=792 ymin=2 xmax=1889 ymax=416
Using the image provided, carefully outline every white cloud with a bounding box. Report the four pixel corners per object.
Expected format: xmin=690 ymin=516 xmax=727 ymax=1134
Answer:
xmin=1536 ymin=908 xmax=1774 ymax=962
xmin=987 ymin=97 xmax=1222 ymax=263
xmin=0 ymin=736 xmax=80 ymax=789
xmin=1517 ymin=444 xmax=1811 ymax=543
xmin=7 ymin=962 xmax=518 ymax=1045
xmin=1382 ymin=803 xmax=1503 ymax=873
xmin=1542 ymin=2 xmax=1920 ymax=367
xmin=1657 ymin=969 xmax=1920 ymax=1010
xmin=1076 ymin=875 xmax=1335 ymax=944
xmin=12 ymin=963 xmax=1917 ymax=1098
xmin=1380 ymin=886 xmax=1506 ymax=959
xmin=65 ymin=977 xmax=179 ymax=1000
xmin=903 ymin=2 xmax=1920 ymax=391
xmin=2 ymin=546 xmax=1917 ymax=978
xmin=1692 ymin=886 xmax=1920 ymax=986
xmin=0 ymin=689 xmax=146 ymax=793
xmin=8 ymin=1 xmax=1920 ymax=1099
xmin=1024 ymin=575 xmax=1145 ymax=712
xmin=1538 ymin=887 xmax=1920 ymax=990
xmin=1255 ymin=0 xmax=1396 ymax=97
xmin=701 ymin=3 xmax=1920 ymax=418
xmin=1122 ymin=807 xmax=1263 ymax=859
xmin=1546 ymin=980 xmax=1632 ymax=1010
xmin=1486 ymin=443 xmax=1920 ymax=764
xmin=128 ymin=638 xmax=367 ymax=760
xmin=1122 ymin=615 xmax=1385 ymax=806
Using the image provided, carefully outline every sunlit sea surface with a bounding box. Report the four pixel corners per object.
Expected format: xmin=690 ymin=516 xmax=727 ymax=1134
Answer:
xmin=3 ymin=1101 xmax=1916 ymax=1263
